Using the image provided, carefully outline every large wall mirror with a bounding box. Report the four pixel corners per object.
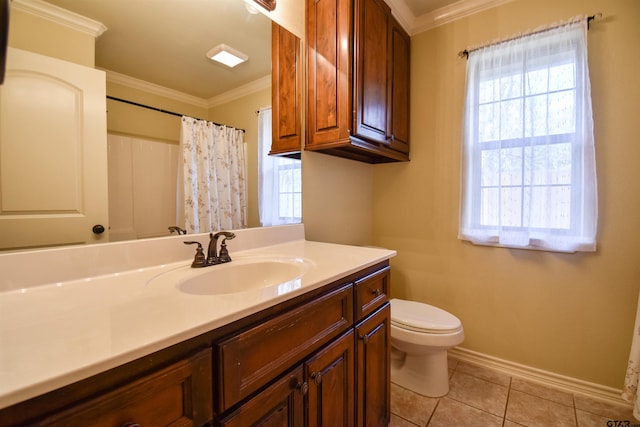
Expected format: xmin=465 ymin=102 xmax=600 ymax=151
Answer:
xmin=1 ymin=0 xmax=301 ymax=252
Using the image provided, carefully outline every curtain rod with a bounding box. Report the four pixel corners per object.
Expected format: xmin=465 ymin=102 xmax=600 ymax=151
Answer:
xmin=106 ymin=95 xmax=245 ymax=133
xmin=457 ymin=13 xmax=602 ymax=59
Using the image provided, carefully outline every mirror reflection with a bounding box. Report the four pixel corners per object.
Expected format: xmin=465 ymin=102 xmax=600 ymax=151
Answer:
xmin=1 ymin=0 xmax=301 ymax=252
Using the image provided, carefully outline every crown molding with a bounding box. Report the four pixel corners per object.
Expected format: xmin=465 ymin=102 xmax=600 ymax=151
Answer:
xmin=385 ymin=0 xmax=414 ymax=35
xmin=105 ymin=70 xmax=272 ymax=110
xmin=11 ymin=0 xmax=107 ymax=37
xmin=410 ymin=0 xmax=515 ymax=34
xmin=104 ymin=70 xmax=209 ymax=109
xmin=207 ymin=75 xmax=272 ymax=108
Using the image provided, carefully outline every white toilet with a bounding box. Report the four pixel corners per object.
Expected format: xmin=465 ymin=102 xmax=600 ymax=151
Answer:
xmin=390 ymin=298 xmax=464 ymax=397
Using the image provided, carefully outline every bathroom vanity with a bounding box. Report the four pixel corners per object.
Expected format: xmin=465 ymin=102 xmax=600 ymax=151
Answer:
xmin=0 ymin=225 xmax=394 ymax=426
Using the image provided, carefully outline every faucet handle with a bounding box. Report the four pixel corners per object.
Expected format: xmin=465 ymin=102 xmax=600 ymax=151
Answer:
xmin=212 ymin=231 xmax=236 ymax=263
xmin=184 ymin=241 xmax=207 ymax=268
xmin=218 ymin=240 xmax=232 ymax=263
xmin=169 ymin=226 xmax=187 ymax=235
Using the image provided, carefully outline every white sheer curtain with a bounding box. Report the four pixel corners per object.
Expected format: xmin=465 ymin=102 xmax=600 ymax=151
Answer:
xmin=178 ymin=116 xmax=247 ymax=233
xmin=258 ymin=108 xmax=301 ymax=226
xmin=459 ymin=18 xmax=597 ymax=252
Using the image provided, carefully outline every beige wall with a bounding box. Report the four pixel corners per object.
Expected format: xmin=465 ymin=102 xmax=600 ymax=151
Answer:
xmin=8 ymin=8 xmax=95 ymax=66
xmin=265 ymin=0 xmax=305 ymax=39
xmin=106 ymin=82 xmax=208 ymax=143
xmin=372 ymin=0 xmax=640 ymax=389
xmin=303 ymin=151 xmax=373 ymax=246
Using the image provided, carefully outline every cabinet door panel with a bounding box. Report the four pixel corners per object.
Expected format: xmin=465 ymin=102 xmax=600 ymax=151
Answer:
xmin=353 ymin=0 xmax=390 ymax=144
xmin=306 ymin=330 xmax=355 ymax=427
xmin=306 ymin=0 xmax=352 ymax=146
xmin=388 ymin=18 xmax=410 ymax=154
xmin=356 ymin=303 xmax=391 ymax=427
xmin=271 ymin=22 xmax=302 ymax=156
xmin=219 ymin=366 xmax=305 ymax=427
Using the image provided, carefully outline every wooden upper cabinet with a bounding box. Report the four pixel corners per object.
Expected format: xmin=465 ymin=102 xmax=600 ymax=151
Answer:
xmin=306 ymin=0 xmax=352 ymax=148
xmin=270 ymin=22 xmax=302 ymax=157
xmin=388 ymin=17 xmax=411 ymax=154
xmin=306 ymin=0 xmax=411 ymax=163
xmin=353 ymin=0 xmax=390 ymax=144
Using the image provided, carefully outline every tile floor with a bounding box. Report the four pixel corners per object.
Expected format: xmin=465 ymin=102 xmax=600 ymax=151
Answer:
xmin=390 ymin=357 xmax=636 ymax=427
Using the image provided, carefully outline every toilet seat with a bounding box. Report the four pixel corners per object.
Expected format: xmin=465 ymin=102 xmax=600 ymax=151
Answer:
xmin=391 ymin=298 xmax=462 ymax=334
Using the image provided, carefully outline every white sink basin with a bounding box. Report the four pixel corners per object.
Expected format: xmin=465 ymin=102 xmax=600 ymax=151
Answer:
xmin=148 ymin=257 xmax=312 ymax=295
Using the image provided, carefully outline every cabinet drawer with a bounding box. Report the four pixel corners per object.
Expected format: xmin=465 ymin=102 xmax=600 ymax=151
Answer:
xmin=354 ymin=266 xmax=390 ymax=321
xmin=40 ymin=348 xmax=213 ymax=427
xmin=217 ymin=284 xmax=353 ymax=411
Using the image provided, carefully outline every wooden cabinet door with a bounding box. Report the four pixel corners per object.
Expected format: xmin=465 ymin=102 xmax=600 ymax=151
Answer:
xmin=353 ymin=0 xmax=390 ymax=145
xmin=306 ymin=0 xmax=352 ymax=148
xmin=356 ymin=303 xmax=391 ymax=427
xmin=218 ymin=366 xmax=305 ymax=427
xmin=271 ymin=22 xmax=302 ymax=157
xmin=388 ymin=17 xmax=410 ymax=154
xmin=306 ymin=330 xmax=355 ymax=427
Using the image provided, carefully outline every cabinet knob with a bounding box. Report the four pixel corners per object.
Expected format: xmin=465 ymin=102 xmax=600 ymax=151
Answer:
xmin=296 ymin=381 xmax=309 ymax=396
xmin=311 ymin=372 xmax=322 ymax=385
xmin=371 ymin=288 xmax=382 ymax=297
xmin=359 ymin=334 xmax=370 ymax=344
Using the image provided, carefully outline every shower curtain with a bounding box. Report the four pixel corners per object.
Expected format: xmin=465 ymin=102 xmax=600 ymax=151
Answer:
xmin=178 ymin=116 xmax=247 ymax=233
xmin=623 ymin=291 xmax=640 ymax=421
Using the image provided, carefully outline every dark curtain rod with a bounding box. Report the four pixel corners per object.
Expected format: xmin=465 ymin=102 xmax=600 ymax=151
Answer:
xmin=458 ymin=13 xmax=601 ymax=59
xmin=106 ymin=95 xmax=245 ymax=133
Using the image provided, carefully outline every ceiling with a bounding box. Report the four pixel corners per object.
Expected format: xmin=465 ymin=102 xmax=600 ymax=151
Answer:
xmin=38 ymin=0 xmax=459 ymax=101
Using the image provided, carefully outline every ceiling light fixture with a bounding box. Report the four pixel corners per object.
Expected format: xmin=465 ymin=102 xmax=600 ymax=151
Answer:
xmin=206 ymin=44 xmax=249 ymax=68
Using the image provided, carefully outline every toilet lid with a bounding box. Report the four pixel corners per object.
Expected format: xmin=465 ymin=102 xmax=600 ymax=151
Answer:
xmin=390 ymin=298 xmax=462 ymax=334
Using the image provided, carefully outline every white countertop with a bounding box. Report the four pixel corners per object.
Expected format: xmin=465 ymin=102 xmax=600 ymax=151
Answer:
xmin=0 ymin=226 xmax=395 ymax=410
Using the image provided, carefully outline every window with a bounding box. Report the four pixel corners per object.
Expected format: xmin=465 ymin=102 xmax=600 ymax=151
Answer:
xmin=275 ymin=160 xmax=302 ymax=220
xmin=257 ymin=108 xmax=302 ymax=226
xmin=459 ymin=19 xmax=597 ymax=252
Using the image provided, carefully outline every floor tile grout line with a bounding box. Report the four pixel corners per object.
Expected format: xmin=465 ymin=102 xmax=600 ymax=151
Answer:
xmin=391 ymin=412 xmax=423 ymax=427
xmin=454 ymin=358 xmax=587 ymax=410
xmin=502 ymin=375 xmax=513 ymax=426
xmin=444 ymin=392 xmax=508 ymax=420
xmin=425 ymin=397 xmax=441 ymax=426
xmin=572 ymin=393 xmax=580 ymax=427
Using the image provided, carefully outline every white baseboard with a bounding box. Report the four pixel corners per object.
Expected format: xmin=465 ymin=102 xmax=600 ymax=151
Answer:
xmin=448 ymin=347 xmax=632 ymax=408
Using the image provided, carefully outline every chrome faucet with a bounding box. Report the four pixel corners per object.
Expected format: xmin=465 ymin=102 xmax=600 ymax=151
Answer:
xmin=207 ymin=231 xmax=236 ymax=265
